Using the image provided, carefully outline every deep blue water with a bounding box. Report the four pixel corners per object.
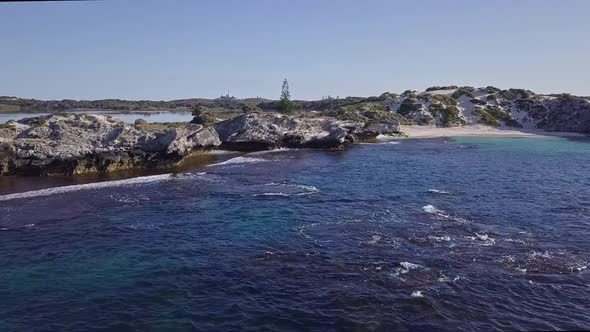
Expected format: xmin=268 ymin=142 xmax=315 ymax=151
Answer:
xmin=1 ymin=137 xmax=590 ymax=331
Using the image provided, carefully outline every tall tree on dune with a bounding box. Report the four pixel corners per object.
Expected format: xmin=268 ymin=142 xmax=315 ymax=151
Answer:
xmin=279 ymin=79 xmax=294 ymax=114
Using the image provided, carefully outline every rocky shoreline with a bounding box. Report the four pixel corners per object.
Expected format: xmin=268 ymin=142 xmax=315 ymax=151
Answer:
xmin=0 ymin=113 xmax=401 ymax=176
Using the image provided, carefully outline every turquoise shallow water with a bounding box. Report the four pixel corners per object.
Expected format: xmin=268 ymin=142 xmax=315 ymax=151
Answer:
xmin=0 ymin=136 xmax=589 ymax=331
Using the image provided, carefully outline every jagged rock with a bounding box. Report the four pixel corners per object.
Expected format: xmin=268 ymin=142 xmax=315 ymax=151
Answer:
xmin=214 ymin=113 xmax=361 ymax=150
xmin=214 ymin=113 xmax=400 ymax=150
xmin=0 ymin=114 xmax=220 ymax=176
xmin=355 ymin=121 xmax=403 ymax=139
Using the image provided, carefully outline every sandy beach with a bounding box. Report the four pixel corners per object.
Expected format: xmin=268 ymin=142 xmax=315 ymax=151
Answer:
xmin=400 ymin=125 xmax=588 ymax=138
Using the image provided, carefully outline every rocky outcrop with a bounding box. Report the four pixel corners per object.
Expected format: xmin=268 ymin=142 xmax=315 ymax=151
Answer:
xmin=214 ymin=113 xmax=401 ymax=150
xmin=0 ymin=114 xmax=220 ymax=176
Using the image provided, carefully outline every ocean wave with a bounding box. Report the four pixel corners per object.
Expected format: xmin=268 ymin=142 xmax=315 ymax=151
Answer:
xmin=358 ymin=141 xmax=401 ymax=145
xmin=466 ymin=233 xmax=496 ymax=246
xmin=428 ymin=235 xmax=451 ymax=242
xmin=427 ymin=189 xmax=452 ymax=195
xmin=254 ymin=183 xmax=320 ymax=197
xmin=209 ymin=156 xmax=269 ymax=167
xmin=0 ymin=174 xmax=176 ymax=202
xmin=248 ymin=148 xmax=298 ymax=156
xmin=392 ymin=261 xmax=427 ymax=278
xmin=410 ymin=290 xmax=424 ymax=298
xmin=499 ymin=250 xmax=588 ymax=274
xmin=422 ymin=204 xmax=469 ymax=223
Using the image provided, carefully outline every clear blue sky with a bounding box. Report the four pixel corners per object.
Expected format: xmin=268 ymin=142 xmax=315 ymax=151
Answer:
xmin=1 ymin=0 xmax=589 ymax=100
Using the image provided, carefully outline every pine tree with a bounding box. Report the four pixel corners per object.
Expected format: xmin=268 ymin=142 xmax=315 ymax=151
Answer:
xmin=279 ymin=78 xmax=294 ymax=114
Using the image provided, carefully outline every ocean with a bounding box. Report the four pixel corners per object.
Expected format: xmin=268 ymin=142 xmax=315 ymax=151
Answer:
xmin=1 ymin=136 xmax=589 ymax=331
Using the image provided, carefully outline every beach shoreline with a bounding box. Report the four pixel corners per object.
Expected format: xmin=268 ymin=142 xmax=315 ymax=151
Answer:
xmin=399 ymin=125 xmax=588 ymax=139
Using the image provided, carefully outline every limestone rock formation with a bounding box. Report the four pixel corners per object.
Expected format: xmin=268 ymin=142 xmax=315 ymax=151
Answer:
xmin=0 ymin=114 xmax=220 ymax=175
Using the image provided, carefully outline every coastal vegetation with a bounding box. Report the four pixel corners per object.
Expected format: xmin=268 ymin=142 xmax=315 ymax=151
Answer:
xmin=191 ymin=105 xmax=217 ymax=125
xmin=2 ymin=85 xmax=589 ymax=133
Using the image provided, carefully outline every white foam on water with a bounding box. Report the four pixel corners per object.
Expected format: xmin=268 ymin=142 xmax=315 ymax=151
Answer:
xmin=294 ymin=184 xmax=320 ymax=193
xmin=569 ymin=264 xmax=588 ymax=272
xmin=427 ymin=189 xmax=452 ymax=195
xmin=209 ymin=156 xmax=268 ymax=167
xmin=0 ymin=174 xmax=175 ymax=202
xmin=422 ymin=204 xmax=469 ymax=224
xmin=466 ymin=233 xmax=496 ymax=246
xmin=248 ymin=148 xmax=298 ymax=156
xmin=428 ymin=235 xmax=451 ymax=242
xmin=393 ymin=261 xmax=427 ymax=279
xmin=368 ymin=235 xmax=382 ymax=245
xmin=411 ymin=290 xmax=424 ymax=298
xmin=422 ymin=205 xmax=439 ymax=214
xmin=254 ymin=192 xmax=292 ymax=197
xmin=359 ymin=141 xmax=401 ymax=145
xmin=529 ymin=251 xmax=552 ymax=259
xmin=254 ymin=183 xmax=320 ymax=197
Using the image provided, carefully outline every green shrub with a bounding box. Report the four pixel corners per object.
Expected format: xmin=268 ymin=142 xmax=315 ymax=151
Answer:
xmin=425 ymin=85 xmax=459 ymax=92
xmin=451 ymin=89 xmax=475 ymax=100
xmin=379 ymin=92 xmax=399 ymax=100
xmin=474 ymin=107 xmax=498 ymax=126
xmin=474 ymin=105 xmax=514 ymax=126
xmin=485 ymin=106 xmax=511 ymax=121
xmin=428 ymin=103 xmax=445 ymax=116
xmin=486 ymin=94 xmax=497 ymax=101
xmin=328 ymin=108 xmax=367 ymax=123
xmin=440 ymin=106 xmax=465 ymax=126
xmin=191 ymin=105 xmax=216 ymax=125
xmin=430 ymin=94 xmax=458 ymax=106
xmin=470 ymin=98 xmax=487 ymax=106
xmin=484 ymin=86 xmax=501 ymax=94
xmin=402 ymin=90 xmax=417 ymax=98
xmin=397 ymin=98 xmax=420 ymax=116
xmin=191 ymin=112 xmax=216 ymax=125
xmin=240 ymin=103 xmax=261 ymax=114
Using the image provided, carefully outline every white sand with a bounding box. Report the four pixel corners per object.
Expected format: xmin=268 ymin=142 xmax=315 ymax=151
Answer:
xmin=400 ymin=125 xmax=587 ymax=138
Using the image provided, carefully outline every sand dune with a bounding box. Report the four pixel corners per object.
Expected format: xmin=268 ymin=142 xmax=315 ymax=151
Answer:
xmin=400 ymin=125 xmax=587 ymax=138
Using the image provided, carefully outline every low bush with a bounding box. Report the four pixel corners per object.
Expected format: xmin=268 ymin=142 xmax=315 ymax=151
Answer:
xmin=451 ymin=89 xmax=475 ymax=100
xmin=430 ymin=94 xmax=458 ymax=106
xmin=397 ymin=98 xmax=420 ymax=116
xmin=470 ymin=98 xmax=487 ymax=106
xmin=425 ymin=85 xmax=459 ymax=92
xmin=440 ymin=106 xmax=465 ymax=126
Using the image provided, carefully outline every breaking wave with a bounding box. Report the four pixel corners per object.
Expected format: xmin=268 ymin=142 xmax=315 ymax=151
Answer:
xmin=427 ymin=189 xmax=452 ymax=195
xmin=209 ymin=156 xmax=269 ymax=166
xmin=422 ymin=204 xmax=469 ymax=223
xmin=0 ymin=174 xmax=176 ymax=202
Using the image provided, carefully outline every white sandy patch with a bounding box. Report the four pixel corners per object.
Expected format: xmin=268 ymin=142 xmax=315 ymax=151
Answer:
xmin=399 ymin=125 xmax=587 ymax=138
xmin=422 ymin=89 xmax=457 ymax=96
